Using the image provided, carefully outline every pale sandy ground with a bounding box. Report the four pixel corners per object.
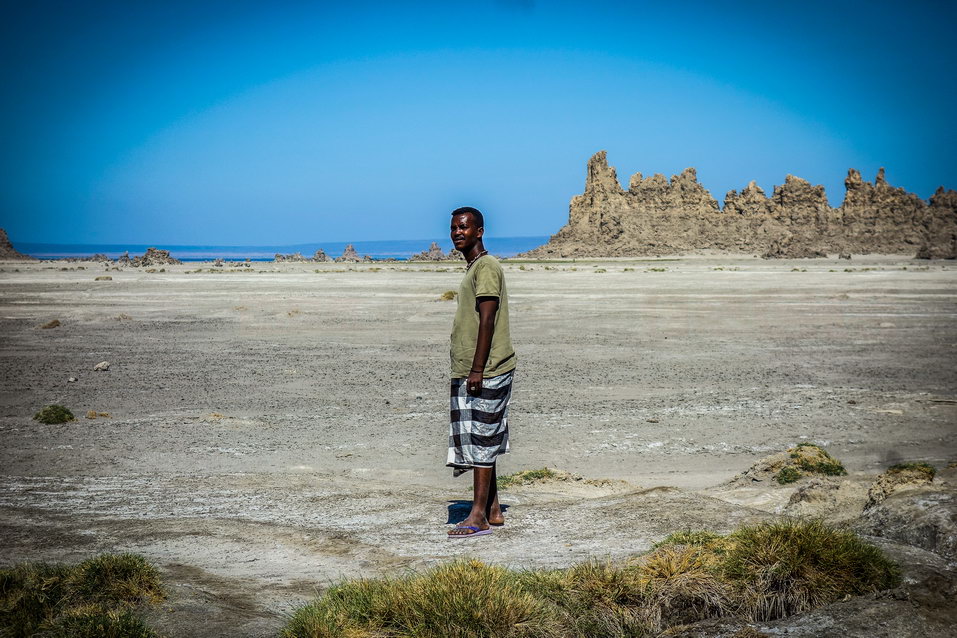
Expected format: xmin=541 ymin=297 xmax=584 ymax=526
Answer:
xmin=1 ymin=255 xmax=955 ymax=636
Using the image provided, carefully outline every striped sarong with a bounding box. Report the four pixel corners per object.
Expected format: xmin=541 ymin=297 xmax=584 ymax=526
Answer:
xmin=447 ymin=369 xmax=514 ymax=477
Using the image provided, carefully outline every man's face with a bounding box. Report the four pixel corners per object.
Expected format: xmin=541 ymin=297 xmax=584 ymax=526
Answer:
xmin=450 ymin=213 xmax=483 ymax=253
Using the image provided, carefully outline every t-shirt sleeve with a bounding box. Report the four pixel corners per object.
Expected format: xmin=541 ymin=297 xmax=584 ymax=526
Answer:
xmin=473 ymin=260 xmax=503 ymax=299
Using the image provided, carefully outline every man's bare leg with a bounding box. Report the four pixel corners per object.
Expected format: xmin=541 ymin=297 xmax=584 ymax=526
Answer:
xmin=487 ymin=464 xmax=505 ymax=526
xmin=448 ymin=466 xmax=493 ymax=536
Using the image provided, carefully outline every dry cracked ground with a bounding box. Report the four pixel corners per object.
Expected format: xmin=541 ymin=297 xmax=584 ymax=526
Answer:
xmin=1 ymin=255 xmax=955 ymax=637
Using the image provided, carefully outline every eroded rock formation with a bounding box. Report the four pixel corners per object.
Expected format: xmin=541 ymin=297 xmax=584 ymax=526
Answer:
xmin=409 ymin=241 xmax=462 ymax=261
xmin=273 ymin=250 xmax=331 ymax=262
xmin=410 ymin=241 xmax=448 ymax=261
xmin=335 ymin=244 xmax=372 ymax=262
xmin=524 ymin=151 xmax=957 ymax=258
xmin=0 ymin=228 xmax=36 ymax=261
xmin=129 ymin=248 xmax=182 ymax=267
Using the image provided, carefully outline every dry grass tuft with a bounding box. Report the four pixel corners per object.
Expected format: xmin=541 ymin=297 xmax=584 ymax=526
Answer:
xmin=39 ymin=319 xmax=61 ymax=329
xmin=439 ymin=290 xmax=457 ymax=301
xmin=722 ymin=519 xmax=899 ymax=620
xmin=282 ymin=560 xmax=554 ymax=638
xmin=282 ymin=521 xmax=899 ymax=638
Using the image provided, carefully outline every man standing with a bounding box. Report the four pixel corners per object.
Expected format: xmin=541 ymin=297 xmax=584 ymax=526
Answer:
xmin=446 ymin=206 xmax=516 ymax=538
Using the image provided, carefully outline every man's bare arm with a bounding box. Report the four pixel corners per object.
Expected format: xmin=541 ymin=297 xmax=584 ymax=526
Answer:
xmin=467 ymin=296 xmax=498 ymax=395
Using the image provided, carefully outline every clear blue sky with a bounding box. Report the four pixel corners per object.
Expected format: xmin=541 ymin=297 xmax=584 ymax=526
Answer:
xmin=2 ymin=0 xmax=954 ymax=245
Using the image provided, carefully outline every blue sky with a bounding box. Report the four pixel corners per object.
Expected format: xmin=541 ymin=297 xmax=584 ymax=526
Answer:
xmin=2 ymin=0 xmax=955 ymax=245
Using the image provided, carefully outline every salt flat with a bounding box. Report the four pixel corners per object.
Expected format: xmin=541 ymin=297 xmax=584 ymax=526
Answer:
xmin=1 ymin=256 xmax=955 ymax=636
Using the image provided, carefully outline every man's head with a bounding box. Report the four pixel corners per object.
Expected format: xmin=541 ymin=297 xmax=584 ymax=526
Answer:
xmin=451 ymin=206 xmax=484 ymax=229
xmin=450 ymin=206 xmax=485 ymax=254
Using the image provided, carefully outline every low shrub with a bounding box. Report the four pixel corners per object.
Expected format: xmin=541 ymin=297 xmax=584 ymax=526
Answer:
xmin=33 ymin=405 xmax=74 ymax=424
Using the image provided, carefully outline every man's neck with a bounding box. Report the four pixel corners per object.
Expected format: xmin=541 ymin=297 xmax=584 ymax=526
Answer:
xmin=463 ymin=242 xmax=486 ymax=262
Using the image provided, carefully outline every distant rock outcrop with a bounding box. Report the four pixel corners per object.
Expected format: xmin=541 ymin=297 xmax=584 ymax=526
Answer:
xmin=524 ymin=151 xmax=957 ymax=258
xmin=129 ymin=248 xmax=182 ymax=267
xmin=335 ymin=244 xmax=372 ymax=263
xmin=410 ymin=241 xmax=448 ymax=261
xmin=0 ymin=228 xmax=36 ymax=261
xmin=273 ymin=249 xmax=332 ymax=263
xmin=408 ymin=241 xmax=462 ymax=262
xmin=273 ymin=252 xmax=307 ymax=262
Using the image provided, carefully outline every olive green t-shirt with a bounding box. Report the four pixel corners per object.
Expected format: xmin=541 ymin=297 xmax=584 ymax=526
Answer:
xmin=450 ymin=255 xmax=516 ymax=378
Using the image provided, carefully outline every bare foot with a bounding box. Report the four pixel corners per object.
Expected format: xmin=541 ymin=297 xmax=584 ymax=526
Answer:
xmin=488 ymin=508 xmax=505 ymax=526
xmin=448 ymin=516 xmax=490 ymax=536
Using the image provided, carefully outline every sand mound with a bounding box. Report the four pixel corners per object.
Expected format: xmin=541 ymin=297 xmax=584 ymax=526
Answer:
xmin=498 ymin=467 xmax=633 ymax=496
xmin=865 ymin=463 xmax=936 ymax=508
xmin=782 ymin=477 xmax=870 ymax=524
xmin=730 ymin=444 xmax=846 ymax=486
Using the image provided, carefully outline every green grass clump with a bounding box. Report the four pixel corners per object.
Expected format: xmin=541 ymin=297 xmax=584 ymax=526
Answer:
xmin=40 ymin=605 xmax=158 ymax=638
xmin=776 ymin=467 xmax=802 ymax=484
xmin=887 ymin=462 xmax=936 ymax=480
xmin=0 ymin=553 xmax=164 ymax=638
xmin=791 ymin=444 xmax=847 ymax=477
xmin=0 ymin=562 xmax=74 ymax=636
xmin=439 ymin=290 xmax=457 ymax=301
xmin=33 ymin=405 xmax=75 ymax=424
xmin=69 ymin=554 xmax=164 ymax=605
xmin=497 ymin=468 xmax=559 ymax=490
xmin=777 ymin=444 xmax=847 ymax=483
xmin=281 ymin=521 xmax=899 ymax=638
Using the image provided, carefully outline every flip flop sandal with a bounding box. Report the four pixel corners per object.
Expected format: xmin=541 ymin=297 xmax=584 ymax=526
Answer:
xmin=448 ymin=525 xmax=492 ymax=538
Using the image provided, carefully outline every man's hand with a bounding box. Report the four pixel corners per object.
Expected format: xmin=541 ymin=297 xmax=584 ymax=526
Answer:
xmin=467 ymin=370 xmax=483 ymax=396
xmin=467 ymin=296 xmax=497 ymax=396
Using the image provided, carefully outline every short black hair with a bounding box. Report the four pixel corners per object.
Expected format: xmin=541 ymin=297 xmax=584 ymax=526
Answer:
xmin=451 ymin=206 xmax=484 ymax=228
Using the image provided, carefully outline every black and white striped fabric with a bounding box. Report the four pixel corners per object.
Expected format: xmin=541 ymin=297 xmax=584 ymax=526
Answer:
xmin=447 ymin=369 xmax=514 ymax=477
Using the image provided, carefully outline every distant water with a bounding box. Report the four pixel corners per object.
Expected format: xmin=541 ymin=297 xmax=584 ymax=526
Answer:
xmin=18 ymin=236 xmax=551 ymax=261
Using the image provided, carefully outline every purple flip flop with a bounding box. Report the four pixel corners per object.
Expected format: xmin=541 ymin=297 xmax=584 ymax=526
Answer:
xmin=448 ymin=525 xmax=492 ymax=538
